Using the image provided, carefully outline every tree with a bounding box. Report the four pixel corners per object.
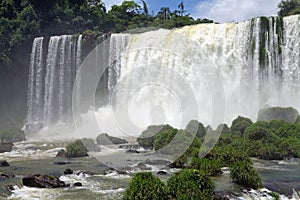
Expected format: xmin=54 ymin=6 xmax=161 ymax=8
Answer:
xmin=178 ymin=1 xmax=186 ymax=16
xmin=157 ymin=7 xmax=171 ymax=21
xmin=278 ymin=0 xmax=300 ymax=16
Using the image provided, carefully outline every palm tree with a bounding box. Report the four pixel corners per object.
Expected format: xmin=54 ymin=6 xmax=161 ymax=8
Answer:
xmin=178 ymin=2 xmax=186 ymax=16
xmin=157 ymin=7 xmax=171 ymax=21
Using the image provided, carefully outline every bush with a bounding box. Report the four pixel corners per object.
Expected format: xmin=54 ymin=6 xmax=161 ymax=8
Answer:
xmin=153 ymin=129 xmax=177 ymax=151
xmin=185 ymin=120 xmax=207 ymax=139
xmin=137 ymin=124 xmax=174 ymax=149
xmin=0 ymin=128 xmax=26 ymax=142
xmin=230 ymin=161 xmax=262 ymax=189
xmin=123 ymin=172 xmax=168 ymax=200
xmin=216 ymin=123 xmax=230 ymax=134
xmin=66 ymin=140 xmax=88 ymax=158
xmin=231 ymin=116 xmax=253 ymax=136
xmin=191 ymin=158 xmax=222 ymax=176
xmin=167 ymin=169 xmax=215 ymax=200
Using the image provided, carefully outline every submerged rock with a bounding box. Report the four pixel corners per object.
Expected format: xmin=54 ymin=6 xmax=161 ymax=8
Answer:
xmin=136 ymin=163 xmax=151 ymax=171
xmin=157 ymin=171 xmax=167 ymax=175
xmin=73 ymin=182 xmax=82 ymax=187
xmin=126 ymin=149 xmax=140 ymax=153
xmin=54 ymin=161 xmax=70 ymax=165
xmin=0 ymin=160 xmax=10 ymax=167
xmin=22 ymin=174 xmax=69 ymax=188
xmin=0 ymin=173 xmax=15 ymax=181
xmin=0 ymin=140 xmax=13 ymax=153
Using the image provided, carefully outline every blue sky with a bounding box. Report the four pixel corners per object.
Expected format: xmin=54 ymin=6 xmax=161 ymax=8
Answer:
xmin=102 ymin=0 xmax=281 ymax=23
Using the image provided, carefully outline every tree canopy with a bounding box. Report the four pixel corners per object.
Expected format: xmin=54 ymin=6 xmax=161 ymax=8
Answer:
xmin=278 ymin=0 xmax=300 ymax=16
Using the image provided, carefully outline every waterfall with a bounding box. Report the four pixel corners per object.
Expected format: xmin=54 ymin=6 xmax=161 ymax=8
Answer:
xmin=26 ymin=15 xmax=300 ymax=135
xmin=26 ymin=35 xmax=82 ymax=133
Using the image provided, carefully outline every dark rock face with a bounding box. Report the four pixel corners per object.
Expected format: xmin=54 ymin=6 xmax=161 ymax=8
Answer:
xmin=0 ymin=160 xmax=10 ymax=167
xmin=0 ymin=173 xmax=15 ymax=181
xmin=96 ymin=133 xmax=128 ymax=145
xmin=64 ymin=168 xmax=73 ymax=175
xmin=157 ymin=171 xmax=167 ymax=175
xmin=0 ymin=140 xmax=13 ymax=153
xmin=73 ymin=182 xmax=82 ymax=187
xmin=54 ymin=161 xmax=70 ymax=165
xmin=257 ymin=106 xmax=299 ymax=123
xmin=56 ymin=149 xmax=67 ymax=158
xmin=126 ymin=149 xmax=140 ymax=153
xmin=22 ymin=174 xmax=69 ymax=188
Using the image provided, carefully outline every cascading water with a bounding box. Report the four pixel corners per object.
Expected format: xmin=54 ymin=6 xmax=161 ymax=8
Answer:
xmin=27 ymin=15 xmax=300 ymax=135
xmin=26 ymin=35 xmax=82 ymax=133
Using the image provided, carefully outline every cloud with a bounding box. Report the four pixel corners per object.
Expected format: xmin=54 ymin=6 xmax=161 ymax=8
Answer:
xmin=102 ymin=0 xmax=124 ymax=10
xmin=191 ymin=0 xmax=281 ymax=23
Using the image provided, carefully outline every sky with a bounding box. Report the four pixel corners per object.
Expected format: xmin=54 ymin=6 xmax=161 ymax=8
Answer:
xmin=102 ymin=0 xmax=282 ymax=23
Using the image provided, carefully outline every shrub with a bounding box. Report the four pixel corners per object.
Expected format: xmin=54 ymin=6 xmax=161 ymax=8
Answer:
xmin=66 ymin=140 xmax=88 ymax=158
xmin=185 ymin=120 xmax=207 ymax=139
xmin=167 ymin=169 xmax=215 ymax=200
xmin=230 ymin=160 xmax=262 ymax=189
xmin=0 ymin=128 xmax=26 ymax=142
xmin=137 ymin=124 xmax=174 ymax=149
xmin=153 ymin=129 xmax=177 ymax=151
xmin=231 ymin=116 xmax=253 ymax=136
xmin=123 ymin=172 xmax=168 ymax=200
xmin=216 ymin=123 xmax=230 ymax=134
xmin=191 ymin=158 xmax=222 ymax=176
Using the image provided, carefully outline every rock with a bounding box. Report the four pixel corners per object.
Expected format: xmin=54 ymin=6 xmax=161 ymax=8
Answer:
xmin=136 ymin=163 xmax=151 ymax=170
xmin=119 ymin=144 xmax=140 ymax=150
xmin=257 ymin=106 xmax=299 ymax=123
xmin=56 ymin=149 xmax=67 ymax=158
xmin=76 ymin=171 xmax=94 ymax=176
xmin=0 ymin=160 xmax=10 ymax=167
xmin=22 ymin=174 xmax=69 ymax=188
xmin=65 ymin=140 xmax=88 ymax=158
xmin=126 ymin=149 xmax=140 ymax=153
xmin=0 ymin=128 xmax=26 ymax=143
xmin=73 ymin=182 xmax=82 ymax=187
xmin=54 ymin=161 xmax=70 ymax=165
xmin=96 ymin=133 xmax=128 ymax=145
xmin=0 ymin=140 xmax=13 ymax=153
xmin=0 ymin=173 xmax=15 ymax=181
xmin=81 ymin=138 xmax=100 ymax=152
xmin=212 ymin=192 xmax=230 ymax=200
xmin=6 ymin=185 xmax=14 ymax=191
xmin=64 ymin=168 xmax=73 ymax=175
xmin=157 ymin=171 xmax=167 ymax=175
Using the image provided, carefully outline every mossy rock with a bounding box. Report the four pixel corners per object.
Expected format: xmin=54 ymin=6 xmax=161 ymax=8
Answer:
xmin=96 ymin=133 xmax=128 ymax=145
xmin=257 ymin=106 xmax=299 ymax=123
xmin=0 ymin=128 xmax=26 ymax=142
xmin=66 ymin=140 xmax=88 ymax=158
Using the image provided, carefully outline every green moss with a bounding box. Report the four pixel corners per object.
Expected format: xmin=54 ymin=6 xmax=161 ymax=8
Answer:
xmin=66 ymin=140 xmax=88 ymax=158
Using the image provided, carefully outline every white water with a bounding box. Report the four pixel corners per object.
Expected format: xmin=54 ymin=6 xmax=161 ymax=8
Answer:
xmin=26 ymin=15 xmax=300 ymax=136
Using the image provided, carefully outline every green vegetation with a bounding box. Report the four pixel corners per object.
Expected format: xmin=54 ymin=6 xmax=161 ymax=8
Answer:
xmin=278 ymin=0 xmax=300 ymax=16
xmin=230 ymin=116 xmax=253 ymax=136
xmin=65 ymin=140 xmax=88 ymax=158
xmin=122 ymin=172 xmax=168 ymax=200
xmin=167 ymin=169 xmax=215 ymax=200
xmin=0 ymin=0 xmax=214 ymax=66
xmin=0 ymin=128 xmax=26 ymax=142
xmin=230 ymin=160 xmax=262 ymax=189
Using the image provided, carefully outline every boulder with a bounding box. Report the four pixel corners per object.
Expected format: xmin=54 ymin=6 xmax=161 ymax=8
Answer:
xmin=0 ymin=128 xmax=26 ymax=143
xmin=0 ymin=140 xmax=13 ymax=153
xmin=22 ymin=174 xmax=69 ymax=188
xmin=0 ymin=173 xmax=15 ymax=181
xmin=73 ymin=182 xmax=82 ymax=187
xmin=126 ymin=149 xmax=140 ymax=153
xmin=0 ymin=160 xmax=10 ymax=167
xmin=64 ymin=168 xmax=73 ymax=175
xmin=257 ymin=106 xmax=299 ymax=123
xmin=96 ymin=133 xmax=128 ymax=145
xmin=157 ymin=171 xmax=167 ymax=175
xmin=56 ymin=149 xmax=67 ymax=158
xmin=119 ymin=144 xmax=140 ymax=150
xmin=65 ymin=140 xmax=88 ymax=158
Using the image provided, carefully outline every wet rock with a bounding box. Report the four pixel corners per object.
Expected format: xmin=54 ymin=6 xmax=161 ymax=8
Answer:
xmin=126 ymin=149 xmax=140 ymax=153
xmin=119 ymin=144 xmax=140 ymax=150
xmin=64 ymin=168 xmax=73 ymax=175
xmin=0 ymin=140 xmax=13 ymax=153
xmin=22 ymin=174 xmax=70 ymax=188
xmin=73 ymin=182 xmax=82 ymax=187
xmin=56 ymin=149 xmax=67 ymax=158
xmin=0 ymin=160 xmax=10 ymax=167
xmin=76 ymin=171 xmax=94 ymax=176
xmin=6 ymin=185 xmax=15 ymax=191
xmin=0 ymin=173 xmax=15 ymax=181
xmin=212 ymin=192 xmax=230 ymax=200
xmin=54 ymin=161 xmax=70 ymax=165
xmin=136 ymin=163 xmax=151 ymax=170
xmin=157 ymin=171 xmax=167 ymax=175
xmin=96 ymin=133 xmax=128 ymax=145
